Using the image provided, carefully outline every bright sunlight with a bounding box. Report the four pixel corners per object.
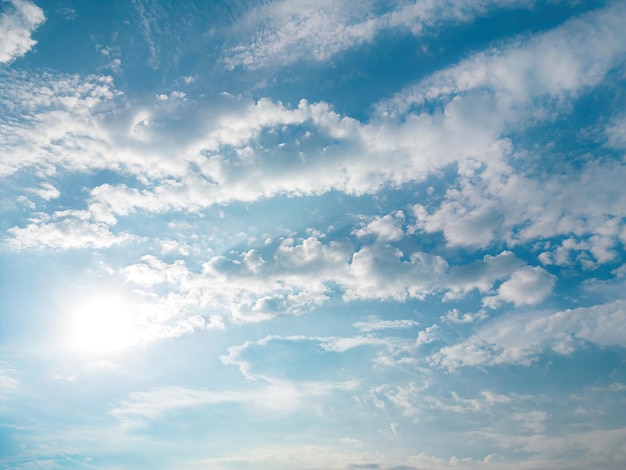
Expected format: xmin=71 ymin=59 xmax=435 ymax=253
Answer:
xmin=69 ymin=295 xmax=140 ymax=354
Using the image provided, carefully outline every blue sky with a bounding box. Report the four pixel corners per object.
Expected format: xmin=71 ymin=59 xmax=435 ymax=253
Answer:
xmin=1 ymin=0 xmax=626 ymax=468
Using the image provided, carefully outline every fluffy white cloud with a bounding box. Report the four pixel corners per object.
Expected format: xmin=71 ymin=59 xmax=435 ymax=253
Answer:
xmin=121 ymin=237 xmax=453 ymax=325
xmin=483 ymin=266 xmax=556 ymax=308
xmin=345 ymin=243 xmax=447 ymax=301
xmin=415 ymin=324 xmax=439 ymax=347
xmin=0 ymin=0 xmax=45 ymax=64
xmin=353 ymin=210 xmax=405 ymax=241
xmin=116 ymin=234 xmax=561 ymax=332
xmin=414 ymin=159 xmax=626 ymax=254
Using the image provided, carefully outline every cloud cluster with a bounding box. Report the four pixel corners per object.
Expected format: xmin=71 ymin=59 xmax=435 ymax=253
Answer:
xmin=120 ymin=233 xmax=557 ymax=331
xmin=122 ymin=237 xmax=449 ymax=325
xmin=4 ymin=2 xmax=626 ymax=253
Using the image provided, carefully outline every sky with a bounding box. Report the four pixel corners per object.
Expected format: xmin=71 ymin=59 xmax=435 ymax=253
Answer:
xmin=1 ymin=0 xmax=626 ymax=468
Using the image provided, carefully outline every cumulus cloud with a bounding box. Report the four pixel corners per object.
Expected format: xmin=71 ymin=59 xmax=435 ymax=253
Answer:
xmin=353 ymin=211 xmax=405 ymax=241
xmin=415 ymin=324 xmax=439 ymax=348
xmin=345 ymin=244 xmax=447 ymax=301
xmin=0 ymin=0 xmax=45 ymax=64
xmin=120 ymin=236 xmax=454 ymax=325
xmin=483 ymin=266 xmax=556 ymax=308
xmin=413 ymin=159 xmax=626 ymax=253
xmin=113 ymin=234 xmax=561 ymax=331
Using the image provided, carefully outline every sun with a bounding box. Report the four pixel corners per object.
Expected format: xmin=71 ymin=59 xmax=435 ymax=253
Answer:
xmin=69 ymin=295 xmax=140 ymax=354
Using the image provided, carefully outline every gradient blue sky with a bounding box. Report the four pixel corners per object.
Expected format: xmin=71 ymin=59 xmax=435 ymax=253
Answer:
xmin=1 ymin=0 xmax=626 ymax=468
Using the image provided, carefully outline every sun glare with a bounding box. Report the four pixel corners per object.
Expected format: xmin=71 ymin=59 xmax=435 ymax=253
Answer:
xmin=70 ymin=295 xmax=140 ymax=353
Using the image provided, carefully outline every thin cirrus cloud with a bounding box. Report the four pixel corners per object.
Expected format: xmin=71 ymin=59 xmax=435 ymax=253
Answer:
xmin=224 ymin=0 xmax=551 ymax=70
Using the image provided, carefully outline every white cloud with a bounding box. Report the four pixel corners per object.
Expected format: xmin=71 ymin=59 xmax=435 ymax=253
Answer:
xmin=0 ymin=0 xmax=45 ymax=64
xmin=483 ymin=266 xmax=556 ymax=308
xmin=120 ymin=237 xmax=452 ymax=326
xmin=71 ymin=2 xmax=626 ymax=230
xmin=190 ymin=445 xmax=393 ymax=470
xmin=379 ymin=2 xmax=626 ymax=117
xmin=353 ymin=210 xmax=405 ymax=241
xmin=441 ymin=308 xmax=488 ymax=324
xmin=116 ymin=235 xmax=559 ymax=333
xmin=431 ymin=300 xmax=626 ymax=370
xmin=0 ymin=70 xmax=118 ymax=178
xmin=442 ymin=250 xmax=525 ymax=299
xmin=27 ymin=182 xmax=60 ymax=200
xmin=130 ymin=0 xmax=161 ymax=69
xmin=6 ymin=213 xmax=137 ymax=250
xmin=224 ymin=0 xmax=541 ymax=70
xmin=345 ymin=243 xmax=447 ymax=301
xmin=353 ymin=317 xmax=419 ymax=332
xmin=5 ymin=2 xmax=626 ymax=229
xmin=318 ymin=335 xmax=391 ymax=353
xmin=606 ymin=114 xmax=626 ymax=149
xmin=404 ymin=452 xmax=498 ymax=469
xmin=415 ymin=324 xmax=439 ymax=347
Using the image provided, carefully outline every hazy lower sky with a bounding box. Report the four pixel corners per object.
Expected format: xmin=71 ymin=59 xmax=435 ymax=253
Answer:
xmin=1 ymin=0 xmax=626 ymax=468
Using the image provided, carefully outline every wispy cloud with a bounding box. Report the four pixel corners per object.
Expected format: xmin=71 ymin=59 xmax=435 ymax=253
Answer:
xmin=224 ymin=0 xmax=544 ymax=70
xmin=353 ymin=317 xmax=419 ymax=332
xmin=431 ymin=300 xmax=626 ymax=370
